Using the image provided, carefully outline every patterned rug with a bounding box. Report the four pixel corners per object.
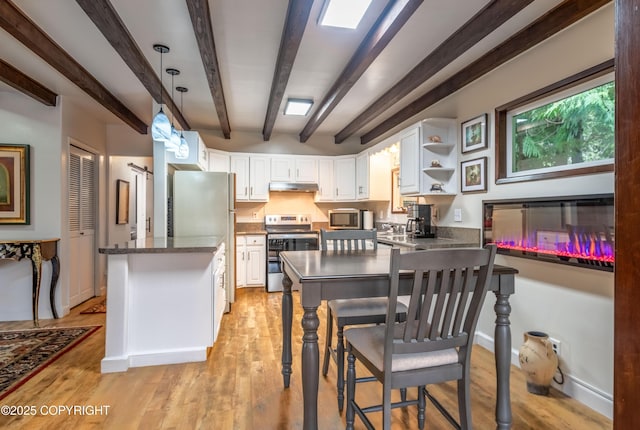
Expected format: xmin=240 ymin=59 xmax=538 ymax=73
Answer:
xmin=80 ymin=298 xmax=106 ymax=314
xmin=0 ymin=326 xmax=101 ymax=400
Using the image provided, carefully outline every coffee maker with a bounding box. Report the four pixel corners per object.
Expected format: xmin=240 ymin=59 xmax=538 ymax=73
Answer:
xmin=406 ymin=203 xmax=435 ymax=238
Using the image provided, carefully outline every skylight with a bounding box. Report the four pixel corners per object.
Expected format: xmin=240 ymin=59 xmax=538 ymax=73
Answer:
xmin=319 ymin=0 xmax=372 ymax=29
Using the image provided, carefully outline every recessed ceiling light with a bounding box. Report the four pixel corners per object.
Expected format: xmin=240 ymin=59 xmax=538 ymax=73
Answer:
xmin=284 ymin=98 xmax=313 ymax=116
xmin=319 ymin=0 xmax=372 ymax=29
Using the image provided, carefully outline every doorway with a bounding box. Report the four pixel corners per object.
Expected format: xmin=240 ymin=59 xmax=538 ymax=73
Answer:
xmin=68 ymin=144 xmax=96 ymax=307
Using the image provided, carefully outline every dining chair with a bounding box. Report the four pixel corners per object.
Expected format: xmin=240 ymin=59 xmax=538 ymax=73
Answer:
xmin=320 ymin=228 xmax=408 ymax=413
xmin=345 ymin=244 xmax=497 ymax=430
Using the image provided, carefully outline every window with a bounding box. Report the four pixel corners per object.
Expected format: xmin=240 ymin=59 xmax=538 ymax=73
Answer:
xmin=496 ymin=60 xmax=614 ymax=183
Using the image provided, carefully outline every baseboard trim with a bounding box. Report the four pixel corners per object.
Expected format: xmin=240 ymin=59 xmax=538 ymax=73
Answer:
xmin=101 ymin=348 xmax=207 ymax=373
xmin=474 ymin=331 xmax=612 ymax=420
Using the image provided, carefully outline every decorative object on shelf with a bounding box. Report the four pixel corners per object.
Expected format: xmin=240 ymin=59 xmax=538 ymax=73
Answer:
xmin=116 ymin=179 xmax=129 ymax=225
xmin=427 ymin=134 xmax=442 ymax=143
xmin=461 ymin=113 xmax=488 ymax=153
xmin=461 ymin=156 xmax=487 ymax=193
xmin=430 ymin=182 xmax=444 ymax=192
xmin=518 ymin=331 xmax=559 ymax=395
xmin=430 ymin=159 xmax=442 ymax=168
xmin=151 ymin=44 xmax=171 ymax=142
xmin=0 ymin=144 xmax=30 ymax=224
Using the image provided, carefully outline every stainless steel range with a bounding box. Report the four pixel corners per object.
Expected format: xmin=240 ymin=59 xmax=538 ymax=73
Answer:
xmin=265 ymin=214 xmax=319 ymax=292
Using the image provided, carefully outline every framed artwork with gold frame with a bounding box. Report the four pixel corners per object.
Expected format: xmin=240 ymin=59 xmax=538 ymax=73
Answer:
xmin=0 ymin=144 xmax=30 ymax=224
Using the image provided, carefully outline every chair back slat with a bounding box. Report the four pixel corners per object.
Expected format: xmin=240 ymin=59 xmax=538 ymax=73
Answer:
xmin=386 ymin=245 xmax=497 ymax=364
xmin=320 ymin=229 xmax=377 ymax=251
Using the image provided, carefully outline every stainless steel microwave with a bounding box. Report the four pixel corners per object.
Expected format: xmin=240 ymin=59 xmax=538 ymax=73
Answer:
xmin=328 ymin=209 xmax=361 ymax=229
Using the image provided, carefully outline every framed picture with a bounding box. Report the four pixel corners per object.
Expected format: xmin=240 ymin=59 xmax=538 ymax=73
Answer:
xmin=461 ymin=113 xmax=487 ymax=153
xmin=116 ymin=179 xmax=130 ymax=225
xmin=0 ymin=144 xmax=30 ymax=224
xmin=461 ymin=157 xmax=487 ymax=193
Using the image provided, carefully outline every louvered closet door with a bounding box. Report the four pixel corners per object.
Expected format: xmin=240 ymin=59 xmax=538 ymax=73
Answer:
xmin=68 ymin=145 xmax=96 ymax=307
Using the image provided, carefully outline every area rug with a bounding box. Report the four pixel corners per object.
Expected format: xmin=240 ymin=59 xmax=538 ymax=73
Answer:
xmin=80 ymin=298 xmax=106 ymax=314
xmin=0 ymin=325 xmax=101 ymax=401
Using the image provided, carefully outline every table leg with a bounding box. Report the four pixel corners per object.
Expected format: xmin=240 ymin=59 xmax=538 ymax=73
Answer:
xmin=49 ymin=255 xmax=60 ymax=319
xmin=30 ymin=244 xmax=43 ymax=328
xmin=302 ymin=304 xmax=320 ymax=430
xmin=282 ymin=272 xmax=293 ymax=388
xmin=494 ymin=290 xmax=513 ymax=430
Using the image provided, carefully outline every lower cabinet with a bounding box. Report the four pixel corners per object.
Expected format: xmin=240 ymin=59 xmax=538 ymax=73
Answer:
xmin=236 ymin=235 xmax=266 ymax=287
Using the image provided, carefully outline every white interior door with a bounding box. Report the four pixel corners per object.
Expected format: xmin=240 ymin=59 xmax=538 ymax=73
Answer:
xmin=68 ymin=145 xmax=96 ymax=307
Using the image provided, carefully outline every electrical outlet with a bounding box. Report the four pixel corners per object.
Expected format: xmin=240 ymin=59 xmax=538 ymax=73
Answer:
xmin=252 ymin=212 xmax=258 ymax=219
xmin=549 ymin=337 xmax=561 ymax=357
xmin=454 ymin=208 xmax=462 ymax=222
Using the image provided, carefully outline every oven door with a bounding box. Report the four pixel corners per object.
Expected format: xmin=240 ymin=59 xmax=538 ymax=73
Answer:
xmin=266 ymin=233 xmax=319 ymax=292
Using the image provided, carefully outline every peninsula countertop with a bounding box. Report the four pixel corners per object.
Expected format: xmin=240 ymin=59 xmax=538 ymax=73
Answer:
xmin=377 ymin=232 xmax=478 ymax=249
xmin=98 ymin=235 xmax=225 ymax=255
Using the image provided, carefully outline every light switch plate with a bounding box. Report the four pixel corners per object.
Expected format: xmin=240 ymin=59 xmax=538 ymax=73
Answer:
xmin=454 ymin=208 xmax=462 ymax=222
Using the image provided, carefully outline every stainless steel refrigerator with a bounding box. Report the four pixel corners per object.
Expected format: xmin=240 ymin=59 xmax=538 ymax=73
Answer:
xmin=172 ymin=171 xmax=236 ymax=311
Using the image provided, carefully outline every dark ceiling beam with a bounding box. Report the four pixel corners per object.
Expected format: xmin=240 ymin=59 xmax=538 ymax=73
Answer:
xmin=262 ymin=0 xmax=314 ymax=141
xmin=0 ymin=0 xmax=147 ymax=134
xmin=335 ymin=0 xmax=535 ymax=144
xmin=186 ymin=0 xmax=231 ymax=139
xmin=75 ymin=0 xmax=189 ymax=131
xmin=299 ymin=0 xmax=423 ymax=143
xmin=0 ymin=58 xmax=57 ymax=106
xmin=361 ymin=0 xmax=611 ymax=145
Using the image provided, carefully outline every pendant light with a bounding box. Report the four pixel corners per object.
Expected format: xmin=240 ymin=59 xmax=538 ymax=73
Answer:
xmin=151 ymin=44 xmax=171 ymax=142
xmin=166 ymin=67 xmax=182 ymax=153
xmin=176 ymin=86 xmax=190 ymax=159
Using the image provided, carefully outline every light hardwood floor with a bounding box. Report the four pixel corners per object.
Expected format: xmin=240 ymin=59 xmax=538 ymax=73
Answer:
xmin=0 ymin=288 xmax=611 ymax=429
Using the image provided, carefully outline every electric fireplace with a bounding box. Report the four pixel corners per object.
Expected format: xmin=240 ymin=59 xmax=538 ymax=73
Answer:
xmin=483 ymin=194 xmax=614 ymax=271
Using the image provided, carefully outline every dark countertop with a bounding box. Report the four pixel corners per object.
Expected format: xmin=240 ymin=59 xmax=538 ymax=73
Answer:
xmin=377 ymin=233 xmax=478 ymax=249
xmin=99 ymin=236 xmax=224 ymax=255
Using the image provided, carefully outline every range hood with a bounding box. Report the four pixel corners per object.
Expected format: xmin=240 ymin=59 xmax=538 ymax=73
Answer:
xmin=269 ymin=182 xmax=319 ymax=193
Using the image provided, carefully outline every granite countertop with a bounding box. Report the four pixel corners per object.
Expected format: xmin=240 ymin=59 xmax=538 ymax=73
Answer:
xmin=377 ymin=232 xmax=478 ymax=249
xmin=99 ymin=236 xmax=225 ymax=255
xmin=236 ymin=230 xmax=267 ymax=235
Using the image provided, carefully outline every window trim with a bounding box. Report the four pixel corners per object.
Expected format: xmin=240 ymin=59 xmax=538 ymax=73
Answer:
xmin=495 ymin=59 xmax=614 ymax=184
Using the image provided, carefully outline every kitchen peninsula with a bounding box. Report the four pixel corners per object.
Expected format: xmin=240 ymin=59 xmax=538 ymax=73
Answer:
xmin=98 ymin=236 xmax=226 ymax=373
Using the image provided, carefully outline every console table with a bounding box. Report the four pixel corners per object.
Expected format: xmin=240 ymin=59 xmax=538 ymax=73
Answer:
xmin=0 ymin=239 xmax=60 ymax=327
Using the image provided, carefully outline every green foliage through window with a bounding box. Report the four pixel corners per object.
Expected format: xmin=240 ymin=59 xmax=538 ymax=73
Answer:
xmin=509 ymin=81 xmax=615 ymax=173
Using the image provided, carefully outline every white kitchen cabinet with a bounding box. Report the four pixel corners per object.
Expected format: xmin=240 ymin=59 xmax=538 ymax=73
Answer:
xmin=208 ymin=149 xmax=230 ymax=172
xmin=356 ymin=150 xmax=391 ymax=201
xmin=236 ymin=235 xmax=266 ymax=287
xmin=421 ymin=118 xmax=457 ymax=195
xmin=315 ymin=156 xmax=356 ymax=202
xmin=230 ymin=155 xmax=270 ymax=201
xmin=399 ymin=126 xmax=421 ymax=195
xmin=334 ymin=156 xmax=356 ymax=201
xmin=399 ymin=118 xmax=457 ymax=196
xmin=166 ymin=130 xmax=208 ymax=171
xmin=271 ymin=156 xmax=318 ymax=183
xmin=316 ymin=158 xmax=335 ymax=201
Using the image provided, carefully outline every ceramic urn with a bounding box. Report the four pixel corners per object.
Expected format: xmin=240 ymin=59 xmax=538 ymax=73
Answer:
xmin=518 ymin=331 xmax=558 ymax=395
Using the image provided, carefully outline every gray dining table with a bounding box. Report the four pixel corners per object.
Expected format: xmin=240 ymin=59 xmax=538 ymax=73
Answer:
xmin=279 ymin=248 xmax=518 ymax=430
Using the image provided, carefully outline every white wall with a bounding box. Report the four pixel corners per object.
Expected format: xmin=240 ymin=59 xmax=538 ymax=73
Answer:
xmin=398 ymin=5 xmax=614 ymax=417
xmin=0 ymin=91 xmax=62 ymax=320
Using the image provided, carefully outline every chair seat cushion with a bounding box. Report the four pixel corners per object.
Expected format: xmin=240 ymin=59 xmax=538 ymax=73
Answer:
xmin=328 ymin=297 xmax=407 ymax=318
xmin=345 ymin=325 xmax=458 ymax=373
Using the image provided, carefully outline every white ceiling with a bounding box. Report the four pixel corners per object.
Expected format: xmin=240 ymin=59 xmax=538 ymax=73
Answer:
xmin=0 ymin=0 xmax=567 ymax=145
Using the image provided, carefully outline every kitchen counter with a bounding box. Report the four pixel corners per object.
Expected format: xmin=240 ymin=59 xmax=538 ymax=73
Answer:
xmin=377 ymin=233 xmax=478 ymax=249
xmin=100 ymin=235 xmax=226 ymax=373
xmin=98 ymin=235 xmax=224 ymax=255
xmin=236 ymin=231 xmax=267 ymax=236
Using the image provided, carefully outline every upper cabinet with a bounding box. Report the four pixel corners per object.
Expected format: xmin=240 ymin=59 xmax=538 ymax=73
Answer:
xmin=208 ymin=149 xmax=230 ymax=172
xmin=166 ymin=130 xmax=208 ymax=171
xmin=399 ymin=118 xmax=457 ymax=196
xmin=316 ymin=156 xmax=356 ymax=201
xmin=230 ymin=155 xmax=270 ymax=201
xmin=356 ymin=150 xmax=391 ymax=201
xmin=270 ymin=156 xmax=318 ymax=183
